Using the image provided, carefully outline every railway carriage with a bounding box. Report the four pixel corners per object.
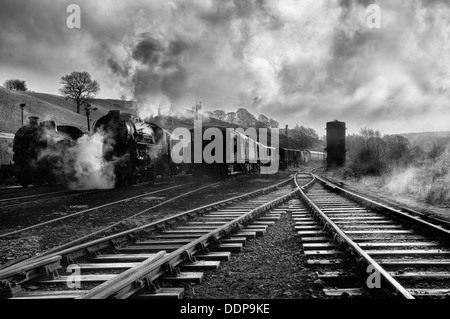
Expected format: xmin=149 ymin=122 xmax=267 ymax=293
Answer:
xmin=279 ymin=148 xmax=302 ymax=170
xmin=279 ymin=148 xmax=326 ymax=169
xmin=304 ymin=150 xmax=327 ymax=164
xmin=188 ymin=127 xmax=271 ymax=177
xmin=0 ymin=132 xmax=15 ymax=183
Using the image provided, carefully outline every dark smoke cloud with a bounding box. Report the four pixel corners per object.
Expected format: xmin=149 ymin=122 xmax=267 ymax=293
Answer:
xmin=1 ymin=0 xmax=450 ymax=134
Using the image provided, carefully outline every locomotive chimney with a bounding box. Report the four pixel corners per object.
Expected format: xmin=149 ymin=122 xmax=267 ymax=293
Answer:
xmin=29 ymin=116 xmax=39 ymax=126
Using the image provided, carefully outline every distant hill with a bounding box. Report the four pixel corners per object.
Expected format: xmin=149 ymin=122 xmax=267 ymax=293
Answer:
xmin=400 ymin=131 xmax=450 ymax=151
xmin=0 ymin=88 xmax=136 ymax=133
xmin=0 ymin=88 xmax=233 ymax=134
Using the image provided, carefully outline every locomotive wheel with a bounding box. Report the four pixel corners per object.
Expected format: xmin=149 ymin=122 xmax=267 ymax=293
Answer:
xmin=46 ymin=175 xmax=58 ymax=187
xmin=18 ymin=176 xmax=30 ymax=188
xmin=123 ymin=174 xmax=130 ymax=187
xmin=116 ymin=174 xmax=125 ymax=187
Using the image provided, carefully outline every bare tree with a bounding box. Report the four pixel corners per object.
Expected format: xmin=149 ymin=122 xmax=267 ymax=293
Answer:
xmin=3 ymin=79 xmax=28 ymax=91
xmin=59 ymin=71 xmax=100 ymax=113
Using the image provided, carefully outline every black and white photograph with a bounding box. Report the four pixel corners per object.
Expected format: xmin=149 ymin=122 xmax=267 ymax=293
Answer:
xmin=0 ymin=0 xmax=449 ymax=312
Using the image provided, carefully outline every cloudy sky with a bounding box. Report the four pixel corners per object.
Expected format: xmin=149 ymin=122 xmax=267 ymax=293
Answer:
xmin=1 ymin=0 xmax=450 ymax=135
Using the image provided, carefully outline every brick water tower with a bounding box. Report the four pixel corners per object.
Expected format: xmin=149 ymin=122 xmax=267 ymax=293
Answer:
xmin=326 ymin=120 xmax=346 ymax=169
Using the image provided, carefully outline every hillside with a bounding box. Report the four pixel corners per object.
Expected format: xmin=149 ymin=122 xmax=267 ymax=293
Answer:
xmin=400 ymin=131 xmax=450 ymax=151
xmin=0 ymin=88 xmax=234 ymax=134
xmin=0 ymin=88 xmax=133 ymax=133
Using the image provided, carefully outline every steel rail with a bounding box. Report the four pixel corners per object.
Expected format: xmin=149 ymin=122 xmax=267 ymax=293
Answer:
xmin=0 ymin=189 xmax=76 ymax=202
xmin=0 ymin=184 xmax=186 ymax=239
xmin=79 ymin=180 xmax=299 ymax=298
xmin=23 ymin=181 xmax=223 ymax=262
xmin=0 ymin=175 xmax=294 ymax=282
xmin=0 ymin=181 xmax=223 ymax=272
xmin=295 ymin=173 xmax=415 ymax=299
xmin=0 ymin=191 xmax=98 ymax=209
xmin=315 ymin=174 xmax=450 ymax=238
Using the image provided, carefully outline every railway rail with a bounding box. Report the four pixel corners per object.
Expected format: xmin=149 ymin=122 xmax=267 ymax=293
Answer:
xmin=0 ymin=189 xmax=98 ymax=210
xmin=0 ymin=171 xmax=307 ymax=299
xmin=0 ymin=184 xmax=188 ymax=239
xmin=294 ymin=173 xmax=450 ymax=299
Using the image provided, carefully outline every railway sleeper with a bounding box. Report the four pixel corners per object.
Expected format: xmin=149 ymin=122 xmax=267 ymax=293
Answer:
xmin=134 ymin=287 xmax=185 ymax=299
xmin=316 ymin=272 xmax=365 ymax=286
xmin=389 ymin=271 xmax=450 ymax=279
xmin=307 ymin=259 xmax=346 ymax=266
xmin=161 ymin=272 xmax=204 ymax=284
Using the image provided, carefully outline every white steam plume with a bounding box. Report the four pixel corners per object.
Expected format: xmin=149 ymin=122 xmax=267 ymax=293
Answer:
xmin=65 ymin=132 xmax=116 ymax=190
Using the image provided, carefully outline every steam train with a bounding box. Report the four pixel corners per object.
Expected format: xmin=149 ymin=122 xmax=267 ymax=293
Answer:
xmin=93 ymin=110 xmax=181 ymax=186
xmin=279 ymin=148 xmax=327 ymax=170
xmin=1 ymin=110 xmax=327 ymax=187
xmin=11 ymin=118 xmax=84 ymax=187
xmin=187 ymin=127 xmax=276 ymax=177
xmin=188 ymin=126 xmax=326 ymax=177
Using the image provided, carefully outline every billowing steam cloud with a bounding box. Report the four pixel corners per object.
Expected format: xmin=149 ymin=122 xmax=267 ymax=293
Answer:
xmin=37 ymin=130 xmax=116 ymax=190
xmin=1 ymin=0 xmax=450 ymax=133
xmin=64 ymin=132 xmax=116 ymax=190
xmin=100 ymin=0 xmax=450 ymax=133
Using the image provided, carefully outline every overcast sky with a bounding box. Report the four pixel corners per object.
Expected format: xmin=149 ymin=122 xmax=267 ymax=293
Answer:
xmin=1 ymin=0 xmax=450 ymax=135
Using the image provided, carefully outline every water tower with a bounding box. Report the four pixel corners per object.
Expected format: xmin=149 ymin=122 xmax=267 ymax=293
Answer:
xmin=326 ymin=120 xmax=346 ymax=169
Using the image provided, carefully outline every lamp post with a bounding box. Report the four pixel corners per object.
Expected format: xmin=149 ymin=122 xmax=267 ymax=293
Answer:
xmin=84 ymin=101 xmax=98 ymax=132
xmin=20 ymin=103 xmax=26 ymax=127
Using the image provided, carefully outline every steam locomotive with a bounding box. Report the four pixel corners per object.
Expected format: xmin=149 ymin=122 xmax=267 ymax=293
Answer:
xmin=93 ymin=110 xmax=181 ymax=186
xmin=12 ymin=117 xmax=84 ymax=187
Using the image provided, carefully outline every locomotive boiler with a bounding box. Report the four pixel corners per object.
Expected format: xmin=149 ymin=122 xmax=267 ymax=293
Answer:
xmin=93 ymin=110 xmax=180 ymax=186
xmin=12 ymin=117 xmax=84 ymax=187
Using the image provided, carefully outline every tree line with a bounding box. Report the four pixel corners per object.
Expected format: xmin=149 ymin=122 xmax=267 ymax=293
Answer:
xmin=205 ymin=108 xmax=279 ymax=129
xmin=345 ymin=128 xmax=446 ymax=177
xmin=206 ymin=108 xmax=323 ymax=150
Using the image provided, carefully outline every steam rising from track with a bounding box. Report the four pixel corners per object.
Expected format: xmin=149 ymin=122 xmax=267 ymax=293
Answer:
xmin=384 ymin=147 xmax=450 ymax=205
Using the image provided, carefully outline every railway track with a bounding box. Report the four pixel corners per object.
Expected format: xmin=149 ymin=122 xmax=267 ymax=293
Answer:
xmin=0 ymin=189 xmax=96 ymax=208
xmin=0 ymin=172 xmax=306 ymax=299
xmin=0 ymin=184 xmax=188 ymax=239
xmin=294 ymin=173 xmax=450 ymax=299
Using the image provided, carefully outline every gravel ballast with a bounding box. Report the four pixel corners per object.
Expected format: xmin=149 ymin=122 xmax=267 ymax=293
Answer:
xmin=183 ymin=208 xmax=322 ymax=299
